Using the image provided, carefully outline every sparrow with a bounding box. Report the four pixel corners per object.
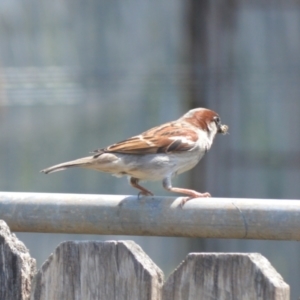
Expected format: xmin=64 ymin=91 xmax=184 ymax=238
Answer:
xmin=41 ymin=108 xmax=228 ymax=206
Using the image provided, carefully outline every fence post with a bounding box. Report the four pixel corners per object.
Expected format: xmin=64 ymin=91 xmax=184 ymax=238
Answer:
xmin=30 ymin=240 xmax=164 ymax=300
xmin=0 ymin=220 xmax=36 ymax=300
xmin=0 ymin=218 xmax=291 ymax=299
xmin=162 ymin=253 xmax=290 ymax=300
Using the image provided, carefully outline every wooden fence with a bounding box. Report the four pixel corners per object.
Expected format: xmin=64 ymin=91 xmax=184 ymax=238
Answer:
xmin=0 ymin=193 xmax=297 ymax=300
xmin=0 ymin=220 xmax=289 ymax=300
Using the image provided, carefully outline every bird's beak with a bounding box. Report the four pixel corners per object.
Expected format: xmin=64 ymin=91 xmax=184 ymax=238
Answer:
xmin=218 ymin=124 xmax=229 ymax=134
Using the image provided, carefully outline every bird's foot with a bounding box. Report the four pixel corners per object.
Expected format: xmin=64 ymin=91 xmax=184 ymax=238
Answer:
xmin=180 ymin=192 xmax=211 ymax=208
xmin=138 ymin=191 xmax=154 ymax=200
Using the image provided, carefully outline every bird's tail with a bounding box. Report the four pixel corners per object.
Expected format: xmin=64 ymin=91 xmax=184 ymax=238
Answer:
xmin=41 ymin=156 xmax=94 ymax=174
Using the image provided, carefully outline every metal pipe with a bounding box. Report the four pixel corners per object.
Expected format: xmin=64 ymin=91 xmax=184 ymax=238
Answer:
xmin=0 ymin=192 xmax=299 ymax=240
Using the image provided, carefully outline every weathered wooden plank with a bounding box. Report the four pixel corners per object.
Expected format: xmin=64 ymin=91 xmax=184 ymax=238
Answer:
xmin=30 ymin=240 xmax=163 ymax=300
xmin=162 ymin=253 xmax=289 ymax=300
xmin=0 ymin=220 xmax=36 ymax=300
xmin=1 ymin=192 xmax=300 ymax=240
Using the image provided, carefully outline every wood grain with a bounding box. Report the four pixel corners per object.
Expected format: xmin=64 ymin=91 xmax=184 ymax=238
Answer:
xmin=0 ymin=220 xmax=36 ymax=300
xmin=162 ymin=253 xmax=289 ymax=300
xmin=30 ymin=240 xmax=163 ymax=300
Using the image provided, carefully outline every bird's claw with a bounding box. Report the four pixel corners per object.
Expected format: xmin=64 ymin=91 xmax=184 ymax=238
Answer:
xmin=179 ymin=192 xmax=211 ymax=208
xmin=137 ymin=191 xmax=154 ymax=200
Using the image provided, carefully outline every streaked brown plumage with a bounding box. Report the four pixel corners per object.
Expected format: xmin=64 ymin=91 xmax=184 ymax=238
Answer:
xmin=41 ymin=108 xmax=228 ymax=206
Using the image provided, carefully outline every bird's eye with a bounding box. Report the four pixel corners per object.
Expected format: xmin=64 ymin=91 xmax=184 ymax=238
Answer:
xmin=214 ymin=116 xmax=220 ymax=124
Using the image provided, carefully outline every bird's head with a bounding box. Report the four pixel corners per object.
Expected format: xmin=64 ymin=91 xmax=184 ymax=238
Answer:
xmin=181 ymin=108 xmax=229 ymax=136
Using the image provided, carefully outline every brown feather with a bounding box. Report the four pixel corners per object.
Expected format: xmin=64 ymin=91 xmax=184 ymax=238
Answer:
xmin=183 ymin=109 xmax=219 ymax=131
xmin=92 ymin=108 xmax=221 ymax=156
xmin=94 ymin=122 xmax=198 ymax=155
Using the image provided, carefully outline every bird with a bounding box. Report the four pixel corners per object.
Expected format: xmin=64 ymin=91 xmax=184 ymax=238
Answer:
xmin=41 ymin=108 xmax=228 ymax=206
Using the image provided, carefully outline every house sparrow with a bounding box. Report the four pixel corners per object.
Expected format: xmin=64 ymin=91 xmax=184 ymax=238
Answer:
xmin=41 ymin=108 xmax=228 ymax=206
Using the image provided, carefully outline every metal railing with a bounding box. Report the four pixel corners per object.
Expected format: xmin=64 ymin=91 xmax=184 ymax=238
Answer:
xmin=0 ymin=192 xmax=299 ymax=240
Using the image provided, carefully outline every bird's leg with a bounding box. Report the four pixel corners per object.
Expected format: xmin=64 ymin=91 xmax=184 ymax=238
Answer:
xmin=130 ymin=177 xmax=154 ymax=196
xmin=162 ymin=177 xmax=211 ymax=207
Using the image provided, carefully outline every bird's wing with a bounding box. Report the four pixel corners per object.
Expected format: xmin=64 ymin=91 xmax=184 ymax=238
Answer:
xmin=93 ymin=122 xmax=199 ymax=155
